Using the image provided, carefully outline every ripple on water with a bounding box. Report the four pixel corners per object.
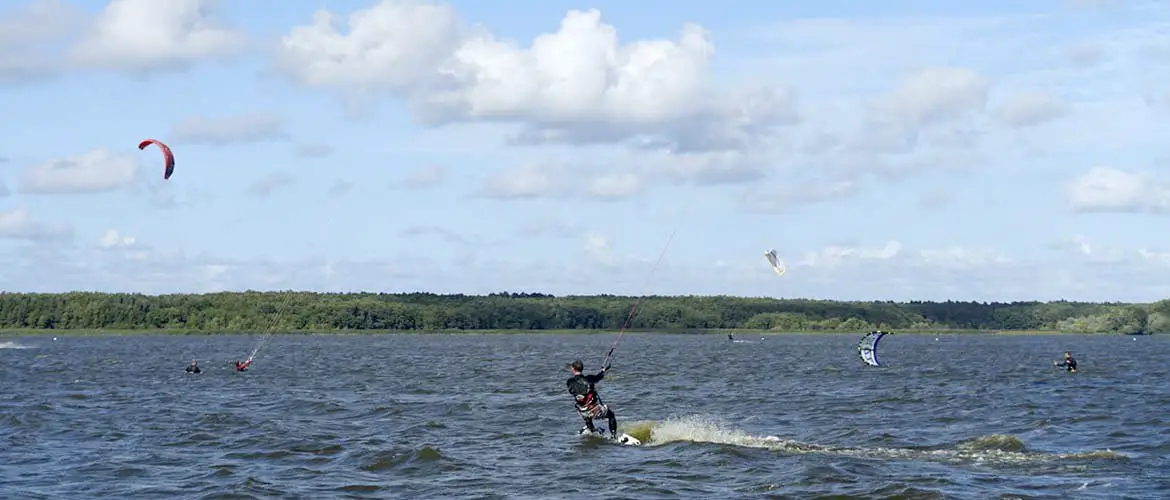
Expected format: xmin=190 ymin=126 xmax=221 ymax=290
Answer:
xmin=0 ymin=333 xmax=1164 ymax=498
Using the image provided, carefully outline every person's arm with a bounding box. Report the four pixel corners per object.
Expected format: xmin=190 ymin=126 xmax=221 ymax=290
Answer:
xmin=585 ymin=367 xmax=607 ymax=383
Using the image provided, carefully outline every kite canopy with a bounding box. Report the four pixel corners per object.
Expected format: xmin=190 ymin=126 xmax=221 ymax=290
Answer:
xmin=764 ymin=249 xmax=786 ymax=276
xmin=138 ymin=138 xmax=175 ymax=180
xmin=858 ymin=330 xmax=889 ymax=367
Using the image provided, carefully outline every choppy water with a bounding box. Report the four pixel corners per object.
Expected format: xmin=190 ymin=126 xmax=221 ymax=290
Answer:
xmin=1 ymin=333 xmax=1166 ymax=499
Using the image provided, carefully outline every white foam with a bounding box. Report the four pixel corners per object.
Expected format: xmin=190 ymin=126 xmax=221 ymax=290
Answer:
xmin=0 ymin=341 xmax=31 ymax=349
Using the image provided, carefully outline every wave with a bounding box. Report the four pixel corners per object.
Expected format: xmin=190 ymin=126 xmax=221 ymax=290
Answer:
xmin=0 ymin=341 xmax=32 ymax=349
xmin=620 ymin=415 xmax=1126 ymax=465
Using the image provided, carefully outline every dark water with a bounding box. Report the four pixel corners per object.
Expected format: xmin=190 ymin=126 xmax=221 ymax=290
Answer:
xmin=1 ymin=333 xmax=1165 ymax=499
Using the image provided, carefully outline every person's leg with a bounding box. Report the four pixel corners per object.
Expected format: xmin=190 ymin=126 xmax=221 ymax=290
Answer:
xmin=606 ymin=409 xmax=618 ymax=439
xmin=580 ymin=415 xmax=597 ymax=433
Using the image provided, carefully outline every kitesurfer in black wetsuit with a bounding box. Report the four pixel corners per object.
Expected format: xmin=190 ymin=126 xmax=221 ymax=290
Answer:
xmin=186 ymin=360 xmax=201 ymax=374
xmin=728 ymin=334 xmax=734 ymax=341
xmin=234 ymin=360 xmax=251 ymax=372
xmin=566 ymin=359 xmax=618 ymax=440
xmin=1054 ymin=352 xmax=1077 ymax=372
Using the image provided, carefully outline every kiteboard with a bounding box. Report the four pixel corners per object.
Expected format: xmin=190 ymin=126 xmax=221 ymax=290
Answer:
xmin=578 ymin=426 xmax=642 ymax=446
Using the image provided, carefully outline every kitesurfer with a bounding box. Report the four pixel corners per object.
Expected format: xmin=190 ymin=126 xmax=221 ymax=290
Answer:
xmin=566 ymin=359 xmax=618 ymax=440
xmin=728 ymin=334 xmax=734 ymax=341
xmin=186 ymin=360 xmax=201 ymax=374
xmin=234 ymin=360 xmax=251 ymax=372
xmin=1054 ymin=352 xmax=1077 ymax=373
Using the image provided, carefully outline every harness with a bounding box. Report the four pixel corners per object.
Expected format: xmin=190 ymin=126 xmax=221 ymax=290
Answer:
xmin=569 ymin=377 xmax=608 ymax=418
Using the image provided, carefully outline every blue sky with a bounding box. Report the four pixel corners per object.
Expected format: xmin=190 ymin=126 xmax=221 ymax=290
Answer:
xmin=2 ymin=0 xmax=1170 ymax=302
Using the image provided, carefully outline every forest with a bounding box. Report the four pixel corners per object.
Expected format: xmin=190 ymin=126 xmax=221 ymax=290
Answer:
xmin=0 ymin=291 xmax=1163 ymax=334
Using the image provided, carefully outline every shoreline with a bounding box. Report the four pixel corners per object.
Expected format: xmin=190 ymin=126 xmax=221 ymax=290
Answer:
xmin=0 ymin=328 xmax=1151 ymax=337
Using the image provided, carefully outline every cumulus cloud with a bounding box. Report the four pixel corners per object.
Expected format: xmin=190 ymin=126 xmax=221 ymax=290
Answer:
xmin=1066 ymin=167 xmax=1170 ymax=213
xmin=0 ymin=0 xmax=244 ymax=81
xmin=995 ymin=91 xmax=1068 ymax=128
xmin=583 ymin=232 xmax=614 ymax=265
xmin=272 ymin=3 xmax=798 ymax=153
xmin=478 ymin=163 xmax=567 ymax=200
xmin=98 ymin=229 xmax=136 ymax=248
xmin=171 ymin=112 xmax=288 ymax=145
xmin=799 ymin=240 xmax=902 ymax=269
xmin=871 ymin=67 xmax=990 ymax=129
xmin=3 ymin=232 xmax=1170 ymax=301
xmin=0 ymin=208 xmax=72 ymax=241
xmin=19 ymin=149 xmax=139 ymax=194
xmin=69 ymin=0 xmax=247 ymax=72
xmin=477 ymin=149 xmax=768 ymax=201
xmin=0 ymin=0 xmax=84 ymax=84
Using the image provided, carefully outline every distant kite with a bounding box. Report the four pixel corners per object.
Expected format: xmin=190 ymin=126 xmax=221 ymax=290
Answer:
xmin=764 ymin=249 xmax=786 ymax=276
xmin=138 ymin=139 xmax=175 ymax=180
xmin=858 ymin=331 xmax=889 ymax=367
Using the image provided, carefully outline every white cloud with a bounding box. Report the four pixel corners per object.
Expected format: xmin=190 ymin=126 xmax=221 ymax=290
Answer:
xmin=799 ymin=240 xmax=902 ymax=269
xmin=171 ymin=112 xmax=288 ymax=145
xmin=1138 ymin=248 xmax=1170 ymax=266
xmin=400 ymin=164 xmax=446 ymax=189
xmin=917 ymin=247 xmax=1010 ymax=269
xmin=995 ymin=91 xmax=1068 ymax=128
xmin=0 ymin=208 xmax=72 ymax=241
xmin=588 ymin=173 xmax=641 ymax=200
xmin=0 ymin=0 xmax=83 ymax=84
xmin=584 ymin=232 xmax=614 ymax=265
xmin=3 ymin=232 xmax=1170 ymax=301
xmin=478 ymin=163 xmax=563 ymax=199
xmin=69 ymin=0 xmax=247 ymax=72
xmin=1066 ymin=167 xmax=1170 ymax=213
xmin=98 ymin=229 xmax=136 ymax=248
xmin=246 ymin=171 xmax=296 ymax=198
xmin=871 ymin=67 xmax=990 ymax=129
xmin=19 ymin=149 xmax=139 ymax=194
xmin=273 ymin=3 xmax=797 ymax=153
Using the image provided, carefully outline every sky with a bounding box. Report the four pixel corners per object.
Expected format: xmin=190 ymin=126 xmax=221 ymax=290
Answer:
xmin=1 ymin=0 xmax=1170 ymax=302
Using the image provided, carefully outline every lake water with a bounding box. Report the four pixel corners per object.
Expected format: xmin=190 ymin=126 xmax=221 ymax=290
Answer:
xmin=1 ymin=333 xmax=1166 ymax=499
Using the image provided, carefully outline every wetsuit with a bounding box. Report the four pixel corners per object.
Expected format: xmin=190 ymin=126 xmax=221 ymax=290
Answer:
xmin=567 ymin=369 xmax=618 ymax=439
xmin=235 ymin=362 xmax=249 ymax=372
xmin=1055 ymin=357 xmax=1077 ymax=372
xmin=186 ymin=365 xmax=201 ymax=374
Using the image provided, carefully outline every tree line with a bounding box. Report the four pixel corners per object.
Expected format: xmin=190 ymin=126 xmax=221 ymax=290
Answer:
xmin=0 ymin=291 xmax=1163 ymax=334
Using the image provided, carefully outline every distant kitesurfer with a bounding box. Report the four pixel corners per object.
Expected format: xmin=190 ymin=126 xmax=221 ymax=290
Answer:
xmin=1054 ymin=352 xmax=1077 ymax=373
xmin=186 ymin=360 xmax=201 ymax=374
xmin=566 ymin=359 xmax=618 ymax=440
xmin=728 ymin=334 xmax=734 ymax=341
xmin=235 ymin=360 xmax=252 ymax=372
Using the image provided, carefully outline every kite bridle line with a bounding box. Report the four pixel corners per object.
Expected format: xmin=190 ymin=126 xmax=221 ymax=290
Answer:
xmin=245 ymin=290 xmax=303 ymax=365
xmin=600 ymin=227 xmax=678 ymax=370
xmin=242 ymin=196 xmax=348 ymax=365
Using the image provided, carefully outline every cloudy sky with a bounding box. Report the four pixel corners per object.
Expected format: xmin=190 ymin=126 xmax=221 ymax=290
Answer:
xmin=1 ymin=0 xmax=1168 ymax=302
